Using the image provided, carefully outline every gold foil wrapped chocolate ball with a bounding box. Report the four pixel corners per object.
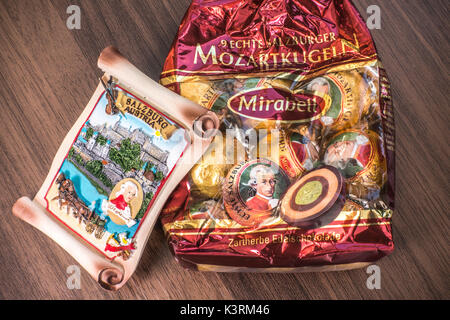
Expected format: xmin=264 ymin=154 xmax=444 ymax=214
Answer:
xmin=190 ymin=132 xmax=248 ymax=199
xmin=190 ymin=137 xmax=233 ymax=199
xmin=360 ymin=67 xmax=380 ymax=118
xmin=190 ymin=161 xmax=227 ymax=199
xmin=340 ymin=199 xmax=365 ymax=220
xmin=322 ymin=129 xmax=387 ymax=199
xmin=343 ymin=199 xmax=364 ymax=211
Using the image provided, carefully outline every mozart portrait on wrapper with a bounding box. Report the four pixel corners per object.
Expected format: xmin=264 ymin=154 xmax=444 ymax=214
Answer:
xmin=244 ymin=164 xmax=279 ymax=211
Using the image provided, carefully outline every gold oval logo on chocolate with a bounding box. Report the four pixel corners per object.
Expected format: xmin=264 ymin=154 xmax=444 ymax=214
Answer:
xmin=222 ymin=159 xmax=290 ymax=227
xmin=295 ymin=180 xmax=323 ymax=206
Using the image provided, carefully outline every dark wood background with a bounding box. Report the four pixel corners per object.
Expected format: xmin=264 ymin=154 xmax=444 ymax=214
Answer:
xmin=0 ymin=0 xmax=448 ymax=300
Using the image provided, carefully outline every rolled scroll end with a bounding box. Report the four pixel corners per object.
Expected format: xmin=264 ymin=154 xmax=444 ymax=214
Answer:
xmin=12 ymin=197 xmax=38 ymax=225
xmin=193 ymin=111 xmax=220 ymax=139
xmin=98 ymin=267 xmax=126 ymax=291
xmin=98 ymin=46 xmax=126 ymax=70
xmin=13 ymin=197 xmax=129 ymax=291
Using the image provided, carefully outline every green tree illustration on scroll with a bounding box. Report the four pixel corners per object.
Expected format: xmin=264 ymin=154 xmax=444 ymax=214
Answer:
xmin=96 ymin=134 xmax=107 ymax=146
xmin=74 ymin=154 xmax=84 ymax=165
xmin=155 ymin=171 xmax=164 ymax=182
xmin=85 ymin=160 xmax=113 ymax=189
xmin=86 ymin=160 xmax=103 ymax=176
xmin=109 ymin=138 xmax=144 ymax=172
xmin=85 ymin=127 xmax=94 ymax=140
xmin=136 ymin=192 xmax=154 ymax=220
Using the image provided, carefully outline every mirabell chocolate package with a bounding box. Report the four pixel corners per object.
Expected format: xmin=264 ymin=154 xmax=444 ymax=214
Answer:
xmin=160 ymin=0 xmax=395 ymax=271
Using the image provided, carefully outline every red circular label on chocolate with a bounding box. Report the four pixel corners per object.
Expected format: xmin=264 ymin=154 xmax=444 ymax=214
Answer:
xmin=223 ymin=159 xmax=290 ymax=227
xmin=324 ymin=130 xmax=374 ymax=179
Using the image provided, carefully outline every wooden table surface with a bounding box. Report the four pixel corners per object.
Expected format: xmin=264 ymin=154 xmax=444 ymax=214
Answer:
xmin=0 ymin=0 xmax=448 ymax=300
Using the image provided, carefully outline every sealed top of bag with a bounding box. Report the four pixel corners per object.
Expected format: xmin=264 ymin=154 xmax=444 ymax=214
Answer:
xmin=161 ymin=0 xmax=377 ymax=83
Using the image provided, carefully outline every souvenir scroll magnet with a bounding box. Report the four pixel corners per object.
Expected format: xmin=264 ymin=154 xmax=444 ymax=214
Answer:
xmin=12 ymin=46 xmax=219 ymax=290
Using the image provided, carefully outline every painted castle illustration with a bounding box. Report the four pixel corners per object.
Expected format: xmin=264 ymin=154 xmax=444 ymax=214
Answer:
xmin=72 ymin=118 xmax=169 ymax=195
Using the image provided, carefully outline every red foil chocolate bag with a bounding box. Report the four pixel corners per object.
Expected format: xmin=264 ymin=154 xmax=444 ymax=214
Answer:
xmin=160 ymin=0 xmax=395 ymax=271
